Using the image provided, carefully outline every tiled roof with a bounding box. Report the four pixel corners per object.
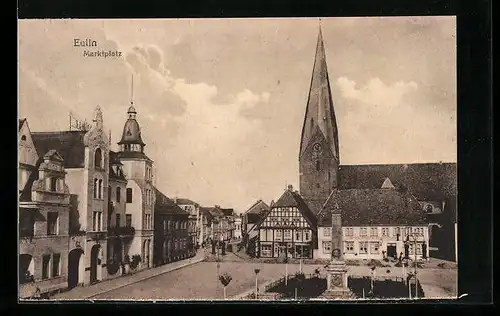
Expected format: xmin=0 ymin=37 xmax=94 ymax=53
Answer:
xmin=31 ymin=131 xmax=87 ymax=168
xmin=154 ymin=187 xmax=189 ymax=216
xmin=317 ymin=188 xmax=426 ymax=227
xmin=273 ymin=189 xmax=317 ymax=228
xmin=19 ymin=118 xmax=26 ymax=132
xmin=175 ymin=198 xmax=198 ymax=206
xmin=117 ymin=151 xmax=153 ymax=162
xmin=244 ymin=200 xmax=270 ymax=215
xmin=338 ymin=162 xmax=457 ymax=202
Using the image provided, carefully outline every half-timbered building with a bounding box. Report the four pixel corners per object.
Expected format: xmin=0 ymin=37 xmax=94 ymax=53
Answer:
xmin=256 ymin=185 xmax=317 ymax=259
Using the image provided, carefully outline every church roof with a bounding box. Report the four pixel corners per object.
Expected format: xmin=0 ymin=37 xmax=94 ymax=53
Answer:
xmin=338 ymin=162 xmax=457 ymax=202
xmin=116 ymin=150 xmax=153 ymax=162
xmin=119 ymin=118 xmax=145 ymax=146
xmin=31 ymin=131 xmax=87 ymax=168
xmin=317 ymin=188 xmax=426 ymax=227
xmin=154 ymin=187 xmax=189 ymax=216
xmin=299 ymin=26 xmax=339 ymax=161
xmin=273 ymin=188 xmax=317 ymax=228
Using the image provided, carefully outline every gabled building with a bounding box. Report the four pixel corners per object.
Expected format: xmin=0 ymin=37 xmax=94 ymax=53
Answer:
xmin=234 ymin=214 xmax=242 ymax=239
xmin=116 ymin=104 xmax=155 ymax=270
xmin=199 ymin=207 xmax=214 ymax=244
xmin=256 ymin=185 xmax=317 ymax=259
xmin=19 ymin=121 xmax=71 ymax=298
xmin=315 ymin=185 xmax=430 ymax=261
xmin=241 ymin=200 xmax=270 ymax=256
xmin=175 ymin=198 xmax=200 ymax=249
xmin=153 ymin=189 xmax=190 ymax=266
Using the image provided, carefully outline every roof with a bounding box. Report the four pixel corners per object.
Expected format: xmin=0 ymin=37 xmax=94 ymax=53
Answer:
xmin=272 ymin=189 xmax=317 ymax=228
xmin=221 ymin=208 xmax=234 ymax=217
xmin=119 ymin=118 xmax=145 ymax=146
xmin=338 ymin=162 xmax=457 ymax=202
xmin=31 ymin=131 xmax=87 ymax=168
xmin=19 ymin=118 xmax=27 ymax=132
xmin=317 ymin=188 xmax=426 ymax=227
xmin=109 ymin=151 xmax=123 ymax=165
xmin=244 ymin=200 xmax=270 ymax=215
xmin=154 ymin=187 xmax=189 ymax=216
xmin=117 ymin=150 xmax=153 ymax=162
xmin=175 ymin=198 xmax=199 ymax=206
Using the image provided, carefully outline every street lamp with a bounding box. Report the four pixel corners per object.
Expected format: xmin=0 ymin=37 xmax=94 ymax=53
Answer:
xmin=254 ymin=268 xmax=260 ymax=299
xmin=405 ymin=233 xmax=419 ymax=299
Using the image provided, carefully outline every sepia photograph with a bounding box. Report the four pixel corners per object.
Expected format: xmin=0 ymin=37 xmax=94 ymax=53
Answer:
xmin=18 ymin=17 xmax=457 ymax=301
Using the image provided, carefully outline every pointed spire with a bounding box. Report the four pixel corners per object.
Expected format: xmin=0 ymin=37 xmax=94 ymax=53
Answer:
xmin=299 ymin=22 xmax=339 ymax=162
xmin=93 ymin=105 xmax=103 ymax=127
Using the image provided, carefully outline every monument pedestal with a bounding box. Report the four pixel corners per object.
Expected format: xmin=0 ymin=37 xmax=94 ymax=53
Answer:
xmin=321 ymin=261 xmax=356 ymax=299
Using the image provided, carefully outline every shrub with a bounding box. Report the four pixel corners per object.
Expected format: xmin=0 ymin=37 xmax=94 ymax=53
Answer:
xmin=130 ymin=255 xmax=142 ymax=269
xmin=346 ymin=259 xmax=361 ymax=266
xmin=394 ymin=261 xmax=402 ymax=267
xmin=368 ymin=259 xmax=385 ymax=267
xmin=106 ymin=259 xmax=120 ymax=275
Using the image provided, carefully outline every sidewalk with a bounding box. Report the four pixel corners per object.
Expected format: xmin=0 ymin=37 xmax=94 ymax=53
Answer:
xmin=52 ymin=251 xmax=205 ymax=300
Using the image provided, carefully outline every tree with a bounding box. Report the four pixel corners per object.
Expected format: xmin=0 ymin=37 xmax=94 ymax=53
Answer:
xmin=219 ymin=273 xmax=232 ymax=299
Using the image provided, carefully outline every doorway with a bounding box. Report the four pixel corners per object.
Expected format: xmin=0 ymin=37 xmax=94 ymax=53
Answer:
xmin=68 ymin=248 xmax=84 ymax=288
xmin=386 ymin=243 xmax=397 ymax=259
xmin=90 ymin=244 xmax=102 ymax=283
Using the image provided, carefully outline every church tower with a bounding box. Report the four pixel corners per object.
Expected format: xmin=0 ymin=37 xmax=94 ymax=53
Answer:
xmin=299 ymin=24 xmax=340 ymax=207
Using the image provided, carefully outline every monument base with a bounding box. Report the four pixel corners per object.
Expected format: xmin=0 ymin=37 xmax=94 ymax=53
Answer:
xmin=321 ymin=261 xmax=356 ymax=300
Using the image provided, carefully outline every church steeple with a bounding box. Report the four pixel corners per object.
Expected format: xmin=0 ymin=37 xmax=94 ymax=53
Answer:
xmin=118 ymin=75 xmax=145 ymax=153
xmin=300 ymin=23 xmax=339 ymax=161
xmin=299 ymin=22 xmax=341 ymax=205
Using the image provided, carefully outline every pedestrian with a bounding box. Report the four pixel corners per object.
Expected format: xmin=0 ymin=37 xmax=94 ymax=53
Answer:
xmin=33 ymin=287 xmax=41 ymax=300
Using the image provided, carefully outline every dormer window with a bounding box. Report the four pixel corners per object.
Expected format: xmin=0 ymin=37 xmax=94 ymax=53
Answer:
xmin=94 ymin=148 xmax=102 ymax=169
xmin=50 ymin=178 xmax=57 ymax=192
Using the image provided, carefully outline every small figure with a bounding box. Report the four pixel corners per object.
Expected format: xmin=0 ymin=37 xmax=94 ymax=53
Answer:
xmin=33 ymin=287 xmax=41 ymax=299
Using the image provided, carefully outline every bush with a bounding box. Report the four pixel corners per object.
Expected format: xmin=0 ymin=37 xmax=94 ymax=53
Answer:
xmin=106 ymin=259 xmax=120 ymax=275
xmin=130 ymin=254 xmax=142 ymax=269
xmin=346 ymin=259 xmax=361 ymax=266
xmin=368 ymin=259 xmax=385 ymax=267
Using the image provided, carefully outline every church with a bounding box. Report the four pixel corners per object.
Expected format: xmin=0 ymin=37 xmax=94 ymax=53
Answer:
xmin=298 ymin=26 xmax=457 ymax=262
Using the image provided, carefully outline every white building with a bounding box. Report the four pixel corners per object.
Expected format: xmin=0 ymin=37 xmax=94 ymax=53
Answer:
xmin=234 ymin=214 xmax=242 ymax=239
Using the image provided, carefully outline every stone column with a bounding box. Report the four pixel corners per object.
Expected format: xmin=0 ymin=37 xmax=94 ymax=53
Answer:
xmin=322 ymin=212 xmax=355 ymax=299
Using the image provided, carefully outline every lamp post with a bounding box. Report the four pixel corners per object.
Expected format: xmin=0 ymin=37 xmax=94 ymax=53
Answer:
xmin=254 ymin=268 xmax=260 ymax=299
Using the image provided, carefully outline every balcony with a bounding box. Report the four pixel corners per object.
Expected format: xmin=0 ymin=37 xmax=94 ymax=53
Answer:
xmin=108 ymin=226 xmax=135 ymax=237
xmin=88 ymin=231 xmax=107 ymax=241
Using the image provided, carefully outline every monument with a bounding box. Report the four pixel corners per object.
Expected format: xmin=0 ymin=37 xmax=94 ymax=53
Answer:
xmin=321 ymin=209 xmax=356 ymax=299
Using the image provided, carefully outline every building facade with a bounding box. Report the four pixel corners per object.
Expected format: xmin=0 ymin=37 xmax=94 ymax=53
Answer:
xmin=19 ymin=120 xmax=71 ymax=298
xmin=117 ymin=104 xmax=154 ymax=270
xmin=234 ymin=214 xmax=242 ymax=239
xmin=106 ymin=151 xmax=134 ymax=278
xmin=153 ymin=189 xmax=191 ymax=266
xmin=256 ymin=185 xmax=317 ymax=259
xmin=175 ymin=198 xmax=200 ymax=250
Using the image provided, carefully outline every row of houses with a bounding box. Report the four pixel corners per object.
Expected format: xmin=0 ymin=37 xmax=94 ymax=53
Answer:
xmin=18 ymin=104 xmax=239 ymax=298
xmin=243 ymin=184 xmax=455 ymax=262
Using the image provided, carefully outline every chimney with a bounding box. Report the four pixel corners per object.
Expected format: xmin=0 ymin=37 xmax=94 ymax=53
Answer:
xmin=287 ymin=184 xmax=293 ymax=191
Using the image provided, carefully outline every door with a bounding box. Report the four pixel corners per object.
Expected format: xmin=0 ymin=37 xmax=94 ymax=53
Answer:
xmin=68 ymin=248 xmax=84 ymax=288
xmin=90 ymin=245 xmax=101 ymax=283
xmin=387 ymin=244 xmax=397 ymax=258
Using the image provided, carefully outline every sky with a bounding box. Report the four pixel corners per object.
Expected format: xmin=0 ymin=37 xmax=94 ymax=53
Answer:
xmin=18 ymin=17 xmax=457 ymax=212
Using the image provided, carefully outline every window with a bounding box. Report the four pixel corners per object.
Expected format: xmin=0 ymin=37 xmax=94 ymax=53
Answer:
xmin=416 ymin=243 xmax=423 ymax=255
xmin=275 ymin=230 xmax=282 ymax=240
xmin=52 ymin=253 xmax=60 ymax=277
xmin=322 ymin=241 xmax=332 ymax=254
xmin=382 ymin=228 xmax=389 ymax=236
xmin=94 ymin=148 xmax=102 ymax=168
xmin=21 ymin=135 xmax=27 ymax=141
xmin=370 ymin=227 xmax=378 ymax=237
xmin=163 ymin=219 xmax=167 ymax=231
xmin=116 ymin=214 xmax=121 ymax=227
xmin=98 ymin=179 xmax=103 ymax=199
xmin=315 ymin=160 xmax=321 ymax=171
xmin=116 ymin=187 xmax=121 ymax=203
xmin=359 ymin=242 xmax=368 ymax=254
xmin=261 ymin=245 xmax=272 ymax=257
xmin=284 ymin=229 xmax=292 ymax=240
xmin=42 ymin=255 xmax=50 ymax=279
xmin=20 ymin=212 xmax=35 ymax=237
xmin=360 ymin=228 xmax=367 ymax=237
xmin=47 ymin=212 xmax=58 ymax=235
xmin=94 ymin=179 xmax=98 ymax=198
xmin=126 ymin=214 xmax=132 ymax=227
xmin=347 ymin=228 xmax=354 ymax=236
xmin=370 ymin=242 xmax=380 ymax=254
xmin=344 ymin=241 xmax=355 ymax=253
xmin=304 ymin=231 xmax=310 ymax=241
xmin=50 ymin=177 xmax=57 ymax=192
xmin=93 ymin=211 xmax=102 ymax=231
xmin=126 ymin=188 xmax=133 ymax=203
xmin=323 ymin=227 xmax=331 ymax=237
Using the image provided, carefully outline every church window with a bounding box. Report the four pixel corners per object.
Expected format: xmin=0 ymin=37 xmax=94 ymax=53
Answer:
xmin=310 ymin=118 xmax=314 ymax=132
xmin=126 ymin=188 xmax=133 ymax=203
xmin=94 ymin=148 xmax=102 ymax=169
xmin=50 ymin=177 xmax=57 ymax=192
xmin=98 ymin=179 xmax=103 ymax=199
xmin=21 ymin=135 xmax=26 ymax=141
xmin=116 ymin=187 xmax=121 ymax=203
xmin=315 ymin=160 xmax=321 ymax=171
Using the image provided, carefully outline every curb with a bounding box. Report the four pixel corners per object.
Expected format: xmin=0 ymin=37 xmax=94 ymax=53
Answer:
xmin=86 ymin=257 xmax=205 ymax=299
